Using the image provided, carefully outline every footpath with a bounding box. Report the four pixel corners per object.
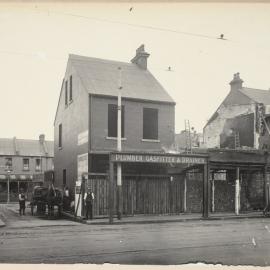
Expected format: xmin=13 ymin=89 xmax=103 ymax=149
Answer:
xmin=84 ymin=211 xmax=264 ymax=225
xmin=0 ymin=203 xmax=81 ymax=229
xmin=0 ymin=203 xmax=266 ymax=228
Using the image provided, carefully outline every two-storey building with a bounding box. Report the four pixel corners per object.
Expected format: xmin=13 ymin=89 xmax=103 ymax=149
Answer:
xmin=0 ymin=135 xmax=54 ymax=202
xmin=54 ymin=45 xmax=177 ymax=216
xmin=203 ymin=73 xmax=270 ymax=212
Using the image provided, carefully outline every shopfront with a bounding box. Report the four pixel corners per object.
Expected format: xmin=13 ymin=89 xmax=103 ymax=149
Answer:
xmin=0 ymin=174 xmax=43 ymax=203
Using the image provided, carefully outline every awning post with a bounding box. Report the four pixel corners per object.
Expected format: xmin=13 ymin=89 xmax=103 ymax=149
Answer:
xmin=263 ymin=165 xmax=269 ymax=208
xmin=211 ymin=177 xmax=215 ymax=213
xmin=203 ymin=162 xmax=209 ymax=218
xmin=235 ymin=167 xmax=240 ymax=215
xmin=109 ymin=156 xmax=114 ymax=224
xmin=183 ymin=176 xmax=187 ymax=213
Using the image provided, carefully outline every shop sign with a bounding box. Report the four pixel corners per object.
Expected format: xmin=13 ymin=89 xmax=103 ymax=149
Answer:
xmin=111 ymin=153 xmax=207 ymax=164
xmin=78 ymin=130 xmax=88 ymax=146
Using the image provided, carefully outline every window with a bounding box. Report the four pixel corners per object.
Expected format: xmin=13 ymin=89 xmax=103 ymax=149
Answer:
xmin=69 ymin=75 xmax=73 ymax=101
xmin=63 ymin=169 xmax=66 ymax=186
xmin=59 ymin=124 xmax=62 ymax=148
xmin=108 ymin=104 xmax=124 ymax=138
xmin=23 ymin=158 xmax=29 ymax=171
xmin=65 ymin=81 xmax=68 ymax=106
xmin=5 ymin=158 xmax=12 ymax=171
xmin=143 ymin=108 xmax=158 ymax=140
xmin=35 ymin=158 xmax=41 ymax=171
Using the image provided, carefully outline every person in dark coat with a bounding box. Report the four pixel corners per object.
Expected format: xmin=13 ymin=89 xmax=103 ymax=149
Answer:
xmin=18 ymin=189 xmax=26 ymax=216
xmin=47 ymin=183 xmax=56 ymax=217
xmin=84 ymin=189 xmax=94 ymax=220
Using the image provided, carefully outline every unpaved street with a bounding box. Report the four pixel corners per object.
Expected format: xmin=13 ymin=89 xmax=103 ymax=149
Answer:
xmin=1 ymin=206 xmax=270 ymax=265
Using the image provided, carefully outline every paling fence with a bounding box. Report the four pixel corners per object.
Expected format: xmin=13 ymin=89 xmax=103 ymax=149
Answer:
xmin=86 ymin=174 xmax=184 ymax=217
xmin=86 ymin=171 xmax=266 ymax=217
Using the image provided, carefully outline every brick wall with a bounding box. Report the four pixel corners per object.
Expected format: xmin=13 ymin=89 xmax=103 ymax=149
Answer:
xmin=184 ymin=170 xmax=265 ymax=213
xmin=90 ymin=96 xmax=175 ymax=152
xmin=54 ymin=63 xmax=89 ymax=189
xmin=210 ymin=171 xmax=264 ymax=212
xmin=0 ymin=155 xmax=53 ymax=175
xmin=246 ymin=172 xmax=264 ymax=209
xmin=213 ymin=180 xmax=234 ymax=212
xmin=186 ymin=173 xmax=203 ymax=213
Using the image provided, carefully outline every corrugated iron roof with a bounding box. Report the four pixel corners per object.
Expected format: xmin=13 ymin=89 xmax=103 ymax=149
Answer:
xmin=0 ymin=138 xmax=53 ymax=157
xmin=69 ymin=54 xmax=175 ymax=104
xmin=240 ymin=87 xmax=270 ymax=105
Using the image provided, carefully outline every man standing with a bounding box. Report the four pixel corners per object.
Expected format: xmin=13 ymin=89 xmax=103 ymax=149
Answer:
xmin=84 ymin=189 xmax=94 ymax=220
xmin=18 ymin=189 xmax=26 ymax=216
xmin=63 ymin=186 xmax=70 ymax=211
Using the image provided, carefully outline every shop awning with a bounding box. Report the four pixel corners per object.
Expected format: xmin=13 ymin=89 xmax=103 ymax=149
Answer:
xmin=0 ymin=174 xmax=36 ymax=181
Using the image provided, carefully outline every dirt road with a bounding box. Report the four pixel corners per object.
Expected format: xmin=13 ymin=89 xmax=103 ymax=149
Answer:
xmin=1 ymin=205 xmax=270 ymax=265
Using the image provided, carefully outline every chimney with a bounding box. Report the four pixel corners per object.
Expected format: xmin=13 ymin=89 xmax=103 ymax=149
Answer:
xmin=39 ymin=134 xmax=45 ymax=144
xmin=229 ymin=72 xmax=243 ymax=91
xmin=131 ymin=44 xmax=150 ymax=70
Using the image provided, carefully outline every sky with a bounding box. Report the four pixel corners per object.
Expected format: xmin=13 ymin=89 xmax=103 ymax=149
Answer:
xmin=1 ymin=2 xmax=270 ymax=141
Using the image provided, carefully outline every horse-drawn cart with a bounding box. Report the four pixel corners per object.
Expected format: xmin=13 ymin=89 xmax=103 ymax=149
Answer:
xmin=30 ymin=185 xmax=63 ymax=218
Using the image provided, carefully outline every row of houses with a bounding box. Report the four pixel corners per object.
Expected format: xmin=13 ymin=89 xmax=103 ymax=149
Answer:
xmin=1 ymin=45 xmax=270 ymax=218
xmin=0 ymin=135 xmax=54 ymax=202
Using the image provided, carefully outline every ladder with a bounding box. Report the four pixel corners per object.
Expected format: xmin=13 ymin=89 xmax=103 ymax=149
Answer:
xmin=185 ymin=120 xmax=192 ymax=154
xmin=234 ymin=132 xmax=240 ymax=149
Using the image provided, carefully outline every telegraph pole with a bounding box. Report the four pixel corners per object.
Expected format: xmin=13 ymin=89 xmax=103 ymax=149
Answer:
xmin=117 ymin=67 xmax=123 ymax=220
xmin=7 ymin=170 xmax=10 ymax=204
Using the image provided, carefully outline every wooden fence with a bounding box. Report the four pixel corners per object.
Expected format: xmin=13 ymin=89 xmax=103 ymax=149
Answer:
xmin=86 ymin=175 xmax=184 ymax=217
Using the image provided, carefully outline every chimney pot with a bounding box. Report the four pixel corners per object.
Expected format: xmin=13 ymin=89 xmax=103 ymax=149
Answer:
xmin=229 ymin=72 xmax=243 ymax=91
xmin=131 ymin=44 xmax=150 ymax=70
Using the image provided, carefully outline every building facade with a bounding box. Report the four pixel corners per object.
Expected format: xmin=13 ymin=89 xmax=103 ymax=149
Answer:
xmin=0 ymin=135 xmax=54 ymax=202
xmin=204 ymin=73 xmax=270 ymax=150
xmin=203 ymin=73 xmax=270 ymax=212
xmin=54 ymin=45 xmax=175 ymax=190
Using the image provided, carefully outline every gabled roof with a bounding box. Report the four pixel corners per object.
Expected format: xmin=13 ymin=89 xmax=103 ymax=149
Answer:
xmin=239 ymin=87 xmax=270 ymax=105
xmin=205 ymin=86 xmax=270 ymax=128
xmin=0 ymin=138 xmax=54 ymax=157
xmin=69 ymin=54 xmax=175 ymax=104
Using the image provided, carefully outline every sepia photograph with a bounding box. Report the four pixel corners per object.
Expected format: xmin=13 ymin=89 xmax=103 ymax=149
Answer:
xmin=1 ymin=0 xmax=270 ymax=267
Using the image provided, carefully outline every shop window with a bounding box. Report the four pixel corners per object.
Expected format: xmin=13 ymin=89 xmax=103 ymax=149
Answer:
xmin=35 ymin=158 xmax=41 ymax=171
xmin=63 ymin=169 xmax=66 ymax=186
xmin=59 ymin=124 xmax=62 ymax=148
xmin=65 ymin=80 xmax=68 ymax=106
xmin=69 ymin=75 xmax=73 ymax=101
xmin=143 ymin=108 xmax=158 ymax=140
xmin=108 ymin=104 xmax=124 ymax=138
xmin=23 ymin=158 xmax=29 ymax=171
xmin=5 ymin=158 xmax=12 ymax=171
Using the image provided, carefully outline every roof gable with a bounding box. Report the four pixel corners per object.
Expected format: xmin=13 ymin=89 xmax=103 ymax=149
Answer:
xmin=69 ymin=54 xmax=175 ymax=104
xmin=205 ymin=89 xmax=254 ymax=127
xmin=239 ymin=87 xmax=270 ymax=105
xmin=223 ymin=88 xmax=253 ymax=106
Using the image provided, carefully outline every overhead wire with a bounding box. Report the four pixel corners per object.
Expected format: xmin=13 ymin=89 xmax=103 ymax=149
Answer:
xmin=0 ymin=5 xmax=269 ymax=74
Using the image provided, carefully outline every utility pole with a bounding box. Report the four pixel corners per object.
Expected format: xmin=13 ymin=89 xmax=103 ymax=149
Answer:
xmin=117 ymin=67 xmax=123 ymax=220
xmin=7 ymin=170 xmax=10 ymax=204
